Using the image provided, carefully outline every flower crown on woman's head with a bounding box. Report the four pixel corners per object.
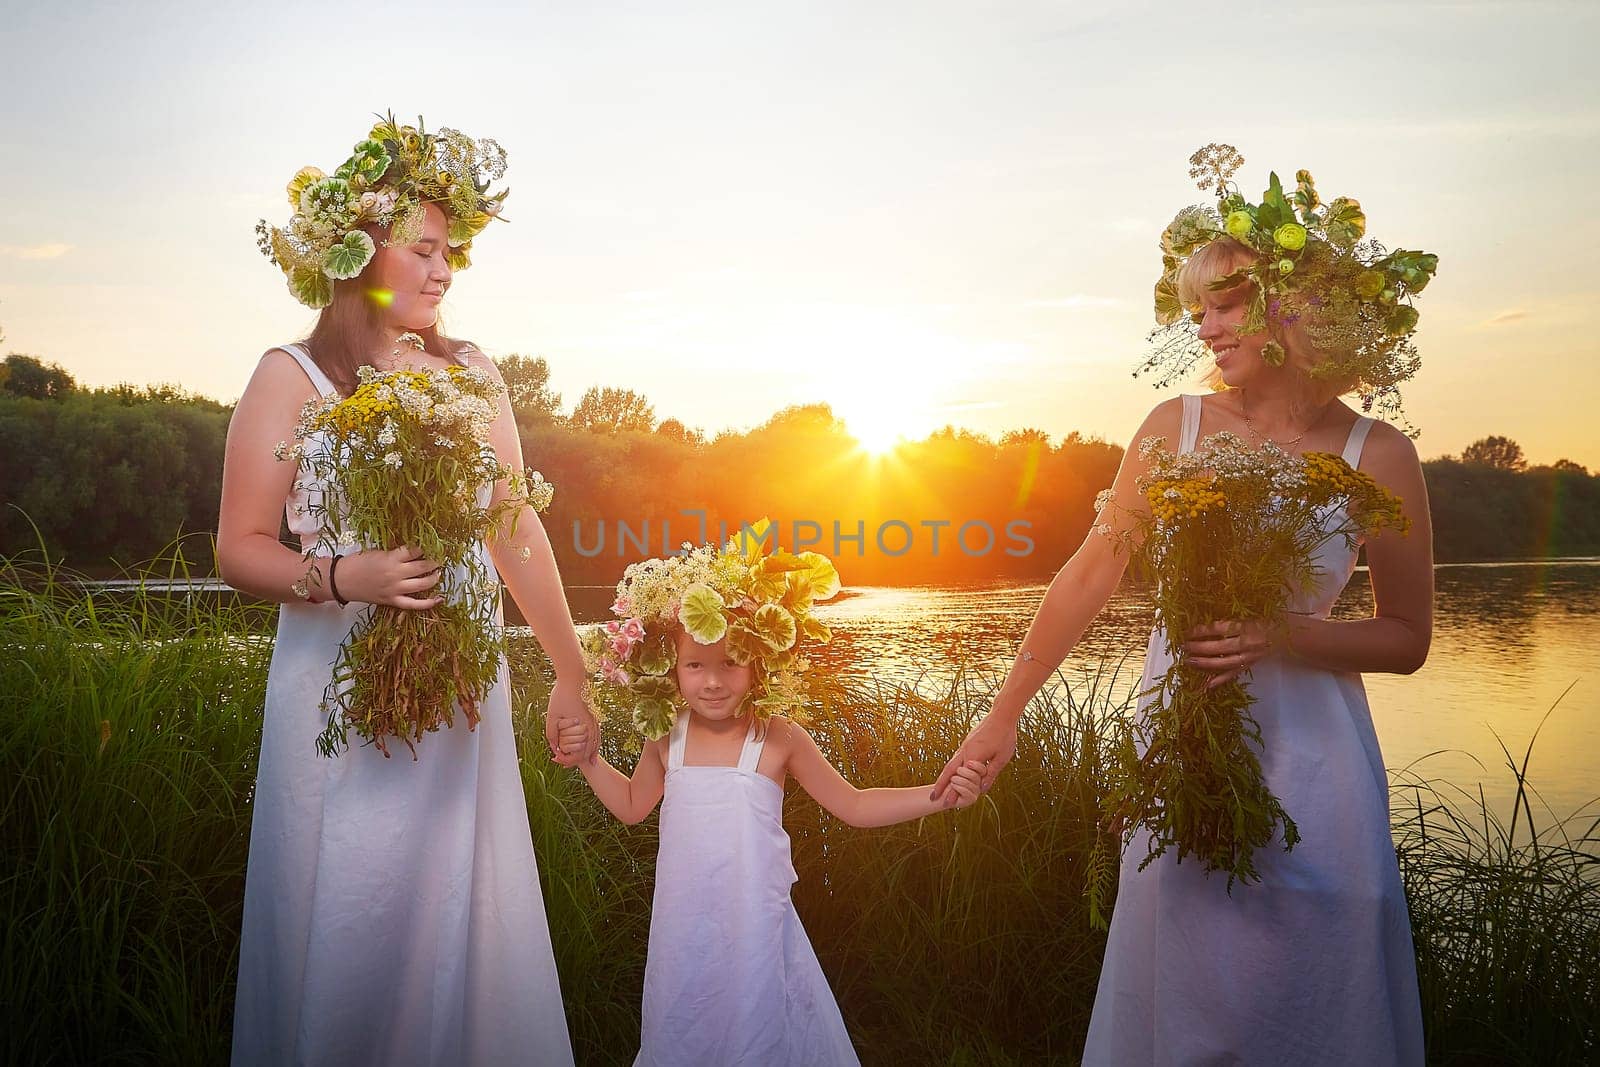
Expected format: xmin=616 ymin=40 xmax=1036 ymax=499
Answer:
xmin=254 ymin=112 xmax=509 ymax=309
xmin=581 ymin=518 xmax=841 ymax=742
xmin=1139 ymin=143 xmax=1439 ymax=432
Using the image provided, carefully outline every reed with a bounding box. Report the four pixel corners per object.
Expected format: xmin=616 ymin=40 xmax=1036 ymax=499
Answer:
xmin=2 ymin=548 xmax=1593 ymax=1064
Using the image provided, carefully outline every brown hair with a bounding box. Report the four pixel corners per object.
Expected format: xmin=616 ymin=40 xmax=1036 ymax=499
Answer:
xmin=302 ymin=225 xmax=464 ymax=396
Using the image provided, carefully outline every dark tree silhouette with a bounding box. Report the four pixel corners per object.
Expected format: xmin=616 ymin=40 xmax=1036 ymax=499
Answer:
xmin=1461 ymin=435 xmax=1527 ymax=471
xmin=2 ymin=354 xmax=76 ymax=399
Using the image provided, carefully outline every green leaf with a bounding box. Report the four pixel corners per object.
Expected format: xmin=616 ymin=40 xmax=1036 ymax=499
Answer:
xmin=1388 ymin=250 xmax=1439 ymax=294
xmin=285 ymin=166 xmax=326 ymax=209
xmin=447 ymin=210 xmax=491 ymax=247
xmin=444 ymin=243 xmax=472 ymax=271
xmin=725 ymin=621 xmax=765 ymax=666
xmin=749 ymin=564 xmax=789 ymax=601
xmin=322 ymin=230 xmax=375 ymax=280
xmin=750 ymin=603 xmax=797 ymax=653
xmin=1154 ymin=273 xmax=1184 ymax=325
xmin=336 ymin=139 xmax=390 ymax=184
xmin=632 ymin=675 xmax=677 ymax=700
xmin=761 ymin=649 xmax=796 ymax=674
xmin=1385 ymin=304 xmax=1420 ymax=334
xmin=288 ymin=266 xmax=333 ymax=308
xmin=800 ymin=615 xmax=832 ymax=643
xmin=1292 ymin=168 xmax=1320 ymax=214
xmin=677 ymin=583 xmax=727 ymax=643
xmin=732 ymin=517 xmax=777 ymax=563
xmin=637 ymin=631 xmax=676 ymax=675
xmin=781 ymin=574 xmax=813 ymax=613
xmin=1322 ymin=197 xmax=1366 ymax=249
xmin=796 ymin=551 xmax=840 ymax=600
xmin=631 ymin=697 xmax=676 ymax=740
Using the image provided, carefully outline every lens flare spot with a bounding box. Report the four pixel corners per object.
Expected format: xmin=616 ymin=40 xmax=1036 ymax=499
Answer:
xmin=366 ymin=287 xmax=396 ymax=308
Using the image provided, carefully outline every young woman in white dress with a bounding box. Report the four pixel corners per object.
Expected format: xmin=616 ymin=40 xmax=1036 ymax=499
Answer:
xmin=934 ymin=149 xmax=1435 ymax=1065
xmin=219 ymin=117 xmax=598 ymax=1066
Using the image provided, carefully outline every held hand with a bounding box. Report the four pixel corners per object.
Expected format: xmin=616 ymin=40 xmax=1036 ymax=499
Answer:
xmin=545 ymin=675 xmax=599 ymax=768
xmin=931 ymin=712 xmax=1018 ymax=801
xmin=553 ymin=717 xmax=591 ymax=761
xmin=1182 ymin=618 xmax=1283 ymax=689
xmin=335 ymin=546 xmax=445 ymax=609
xmin=942 ymin=761 xmax=986 ymax=810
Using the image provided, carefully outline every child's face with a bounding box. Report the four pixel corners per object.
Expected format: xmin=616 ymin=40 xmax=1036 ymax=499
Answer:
xmin=674 ymin=631 xmax=754 ymax=721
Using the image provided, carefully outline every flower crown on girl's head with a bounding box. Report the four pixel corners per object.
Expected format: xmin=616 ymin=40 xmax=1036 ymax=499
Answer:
xmin=581 ymin=519 xmax=842 ymax=742
xmin=1140 ymin=143 xmax=1439 ymax=432
xmin=254 ymin=112 xmax=510 ymax=309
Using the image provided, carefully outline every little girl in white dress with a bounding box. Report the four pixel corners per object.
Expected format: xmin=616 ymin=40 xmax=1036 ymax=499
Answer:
xmin=565 ymin=624 xmax=983 ymax=1066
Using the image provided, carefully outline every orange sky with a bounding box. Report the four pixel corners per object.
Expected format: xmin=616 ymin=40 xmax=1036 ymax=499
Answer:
xmin=3 ymin=1 xmax=1597 ymax=467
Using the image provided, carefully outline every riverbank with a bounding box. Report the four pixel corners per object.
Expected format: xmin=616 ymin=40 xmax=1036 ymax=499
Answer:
xmin=3 ymin=555 xmax=1596 ymax=1064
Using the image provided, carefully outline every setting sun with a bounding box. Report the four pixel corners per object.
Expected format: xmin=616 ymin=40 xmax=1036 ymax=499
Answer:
xmin=774 ymin=309 xmax=983 ymax=455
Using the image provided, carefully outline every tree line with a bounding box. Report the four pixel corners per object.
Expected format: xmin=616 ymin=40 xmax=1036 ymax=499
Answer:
xmin=3 ymin=352 xmax=1597 ymax=580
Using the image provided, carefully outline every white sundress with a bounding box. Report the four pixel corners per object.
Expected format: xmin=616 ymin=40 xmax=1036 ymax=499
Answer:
xmin=231 ymin=343 xmax=574 ymax=1066
xmin=635 ymin=713 xmax=861 ymax=1066
xmin=1082 ymin=394 xmax=1425 ymax=1066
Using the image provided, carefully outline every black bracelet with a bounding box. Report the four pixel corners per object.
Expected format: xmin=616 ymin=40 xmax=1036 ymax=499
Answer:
xmin=327 ymin=553 xmax=349 ymax=606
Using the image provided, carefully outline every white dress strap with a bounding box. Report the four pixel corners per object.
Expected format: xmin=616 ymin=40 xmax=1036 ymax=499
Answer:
xmin=666 ymin=713 xmax=689 ymax=772
xmin=1341 ymin=416 xmax=1375 ymax=469
xmin=278 ymin=342 xmax=338 ymax=397
xmin=1178 ymin=394 xmax=1203 ymax=454
xmin=735 ymin=718 xmax=764 ymax=773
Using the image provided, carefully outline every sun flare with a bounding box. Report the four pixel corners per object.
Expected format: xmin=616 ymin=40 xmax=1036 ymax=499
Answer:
xmin=776 ymin=309 xmax=983 ymax=456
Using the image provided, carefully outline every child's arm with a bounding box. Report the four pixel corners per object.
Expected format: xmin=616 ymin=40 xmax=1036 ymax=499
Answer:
xmin=781 ymin=720 xmax=984 ymax=828
xmin=561 ymin=720 xmax=666 ymax=825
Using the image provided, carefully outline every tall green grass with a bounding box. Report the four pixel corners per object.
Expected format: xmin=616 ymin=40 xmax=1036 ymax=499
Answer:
xmin=3 ymin=548 xmax=1595 ymax=1065
xmin=0 ymin=546 xmax=271 ymax=1065
xmin=1392 ymin=695 xmax=1599 ymax=1066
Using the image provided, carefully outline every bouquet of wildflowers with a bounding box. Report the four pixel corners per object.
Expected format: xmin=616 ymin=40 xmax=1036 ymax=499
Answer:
xmin=278 ymin=359 xmax=552 ymax=758
xmin=1085 ymin=432 xmax=1408 ymax=925
xmin=580 ymin=518 xmax=840 ymax=743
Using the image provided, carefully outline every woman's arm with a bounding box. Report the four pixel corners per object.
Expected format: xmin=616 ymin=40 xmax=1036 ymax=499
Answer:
xmin=575 ymin=739 xmax=667 ymax=825
xmin=931 ymin=398 xmax=1183 ymax=797
xmin=1184 ymin=423 xmax=1434 ymax=681
xmin=782 ymin=720 xmax=983 ymax=828
xmin=465 ymin=351 xmax=599 ymax=763
xmin=216 ymin=349 xmax=444 ymax=608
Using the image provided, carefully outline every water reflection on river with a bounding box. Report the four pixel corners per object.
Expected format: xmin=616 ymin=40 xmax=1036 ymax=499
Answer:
xmin=567 ymin=560 xmax=1600 ymax=826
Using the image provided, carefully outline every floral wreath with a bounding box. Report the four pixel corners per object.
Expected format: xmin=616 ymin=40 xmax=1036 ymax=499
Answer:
xmin=1140 ymin=143 xmax=1439 ymax=432
xmin=581 ymin=518 xmax=841 ymax=741
xmin=254 ymin=112 xmax=509 ymax=308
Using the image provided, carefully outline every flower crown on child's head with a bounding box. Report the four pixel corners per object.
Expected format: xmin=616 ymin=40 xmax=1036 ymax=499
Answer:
xmin=254 ymin=112 xmax=510 ymax=309
xmin=1139 ymin=143 xmax=1439 ymax=431
xmin=581 ymin=518 xmax=842 ymax=742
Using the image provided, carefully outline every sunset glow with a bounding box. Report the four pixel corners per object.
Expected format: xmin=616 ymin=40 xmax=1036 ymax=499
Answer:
xmin=2 ymin=5 xmax=1597 ymax=466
